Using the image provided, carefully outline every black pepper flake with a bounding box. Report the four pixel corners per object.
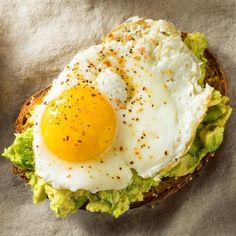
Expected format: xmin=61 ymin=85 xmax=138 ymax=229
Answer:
xmin=164 ymin=150 xmax=168 ymax=155
xmin=164 ymin=102 xmax=167 ymax=105
xmin=122 ymin=114 xmax=126 ymax=117
xmin=120 ymin=146 xmax=123 ymax=151
xmin=80 ymin=166 xmax=84 ymax=168
xmin=161 ymin=31 xmax=169 ymax=36
xmin=89 ymin=166 xmax=92 ymax=169
xmin=130 ymin=161 xmax=134 ymax=165
xmin=123 ymin=121 xmax=127 ymax=124
xmin=112 ymin=177 xmax=114 ymax=179
xmin=117 ymin=176 xmax=120 ymax=180
xmin=100 ymin=160 xmax=104 ymax=164
xmin=98 ymin=68 xmax=101 ymax=72
xmin=135 ymin=118 xmax=139 ymax=121
xmin=119 ymin=167 xmax=122 ymax=170
xmin=66 ymin=136 xmax=69 ymax=141
xmin=141 ymin=144 xmax=146 ymax=149
xmin=91 ymin=93 xmax=96 ymax=97
xmin=78 ymin=140 xmax=82 ymax=143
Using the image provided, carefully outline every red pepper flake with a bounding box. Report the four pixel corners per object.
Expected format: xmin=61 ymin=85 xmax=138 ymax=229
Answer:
xmin=104 ymin=60 xmax=112 ymax=67
xmin=138 ymin=47 xmax=145 ymax=54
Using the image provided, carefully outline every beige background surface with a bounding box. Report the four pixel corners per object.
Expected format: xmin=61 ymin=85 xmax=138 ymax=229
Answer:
xmin=0 ymin=1 xmax=235 ymax=235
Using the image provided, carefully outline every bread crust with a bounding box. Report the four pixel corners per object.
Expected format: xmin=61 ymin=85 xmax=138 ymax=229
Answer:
xmin=12 ymin=47 xmax=228 ymax=211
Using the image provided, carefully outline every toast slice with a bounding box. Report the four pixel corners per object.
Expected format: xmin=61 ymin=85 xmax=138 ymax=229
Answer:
xmin=12 ymin=44 xmax=228 ymax=210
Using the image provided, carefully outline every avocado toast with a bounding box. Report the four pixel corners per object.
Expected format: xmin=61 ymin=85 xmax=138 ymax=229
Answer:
xmin=2 ymin=20 xmax=232 ymax=218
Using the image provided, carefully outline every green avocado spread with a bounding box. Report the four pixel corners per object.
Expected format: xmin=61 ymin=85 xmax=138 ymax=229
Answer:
xmin=2 ymin=33 xmax=232 ymax=218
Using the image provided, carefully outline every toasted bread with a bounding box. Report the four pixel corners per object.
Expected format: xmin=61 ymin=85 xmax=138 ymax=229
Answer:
xmin=12 ymin=40 xmax=228 ymax=210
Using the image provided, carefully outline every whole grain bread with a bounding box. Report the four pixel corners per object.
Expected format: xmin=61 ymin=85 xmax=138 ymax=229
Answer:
xmin=12 ymin=37 xmax=228 ymax=210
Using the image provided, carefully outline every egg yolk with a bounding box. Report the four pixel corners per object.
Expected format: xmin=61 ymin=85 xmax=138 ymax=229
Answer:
xmin=41 ymin=85 xmax=116 ymax=163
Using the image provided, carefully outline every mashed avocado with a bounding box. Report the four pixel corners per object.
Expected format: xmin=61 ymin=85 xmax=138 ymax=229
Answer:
xmin=2 ymin=33 xmax=232 ymax=218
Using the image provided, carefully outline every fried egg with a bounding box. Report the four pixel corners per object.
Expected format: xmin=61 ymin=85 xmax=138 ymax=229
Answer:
xmin=33 ymin=17 xmax=213 ymax=193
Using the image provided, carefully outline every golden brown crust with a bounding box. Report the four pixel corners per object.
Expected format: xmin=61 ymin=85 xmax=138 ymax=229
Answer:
xmin=12 ymin=44 xmax=228 ymax=210
xmin=15 ymin=87 xmax=51 ymax=133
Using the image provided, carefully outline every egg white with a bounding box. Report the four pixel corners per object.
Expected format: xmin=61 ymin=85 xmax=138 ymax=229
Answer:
xmin=33 ymin=18 xmax=213 ymax=193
